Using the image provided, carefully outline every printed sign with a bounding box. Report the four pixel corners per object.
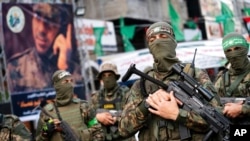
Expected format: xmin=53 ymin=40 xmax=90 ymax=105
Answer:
xmin=74 ymin=18 xmax=117 ymax=52
xmin=2 ymin=3 xmax=85 ymax=120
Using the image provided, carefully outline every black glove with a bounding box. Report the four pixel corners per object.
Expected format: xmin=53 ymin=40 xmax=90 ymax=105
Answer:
xmin=42 ymin=118 xmax=55 ymax=138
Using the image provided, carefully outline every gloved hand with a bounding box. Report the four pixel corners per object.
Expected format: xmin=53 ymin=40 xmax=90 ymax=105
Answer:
xmin=42 ymin=118 xmax=55 ymax=138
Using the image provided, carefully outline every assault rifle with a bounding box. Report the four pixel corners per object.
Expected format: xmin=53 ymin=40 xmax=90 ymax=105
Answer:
xmin=220 ymin=97 xmax=250 ymax=125
xmin=36 ymin=100 xmax=81 ymax=141
xmin=220 ymin=97 xmax=250 ymax=105
xmin=96 ymin=109 xmax=122 ymax=140
xmin=122 ymin=63 xmax=231 ymax=141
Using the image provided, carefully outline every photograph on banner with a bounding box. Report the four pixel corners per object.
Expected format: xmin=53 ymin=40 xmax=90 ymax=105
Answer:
xmin=74 ymin=18 xmax=117 ymax=55
xmin=2 ymin=3 xmax=84 ymax=117
xmin=199 ymin=0 xmax=221 ymax=17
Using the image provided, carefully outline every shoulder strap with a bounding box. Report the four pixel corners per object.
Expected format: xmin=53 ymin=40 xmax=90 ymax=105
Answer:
xmin=53 ymin=102 xmax=63 ymax=120
xmin=227 ymin=69 xmax=250 ymax=96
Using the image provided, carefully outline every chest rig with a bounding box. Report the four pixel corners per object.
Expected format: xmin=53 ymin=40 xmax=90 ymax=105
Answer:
xmin=98 ymin=86 xmax=126 ymax=110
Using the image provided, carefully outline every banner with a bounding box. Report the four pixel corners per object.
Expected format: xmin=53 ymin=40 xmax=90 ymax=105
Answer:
xmin=204 ymin=19 xmax=223 ymax=39
xmin=74 ymin=18 xmax=117 ymax=52
xmin=168 ymin=0 xmax=184 ymax=41
xmin=2 ymin=3 xmax=84 ymax=120
xmin=220 ymin=1 xmax=235 ymax=35
xmin=120 ymin=17 xmax=136 ymax=52
xmin=93 ymin=27 xmax=105 ymax=56
xmin=98 ymin=39 xmax=234 ymax=82
xmin=199 ymin=0 xmax=221 ymax=17
xmin=12 ymin=85 xmax=84 ymax=121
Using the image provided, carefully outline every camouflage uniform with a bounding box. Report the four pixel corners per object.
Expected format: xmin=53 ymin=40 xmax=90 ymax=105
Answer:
xmin=7 ymin=48 xmax=82 ymax=93
xmin=214 ymin=32 xmax=250 ymax=116
xmin=119 ymin=68 xmax=221 ymax=141
xmin=36 ymin=70 xmax=104 ymax=141
xmin=119 ymin=22 xmax=221 ymax=141
xmin=0 ymin=113 xmax=31 ymax=141
xmin=91 ymin=62 xmax=136 ymax=141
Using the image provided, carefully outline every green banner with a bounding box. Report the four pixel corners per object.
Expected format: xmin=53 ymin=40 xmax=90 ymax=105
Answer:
xmin=168 ymin=0 xmax=184 ymax=41
xmin=216 ymin=1 xmax=235 ymax=36
xmin=93 ymin=27 xmax=105 ymax=56
xmin=120 ymin=17 xmax=136 ymax=52
xmin=221 ymin=1 xmax=235 ymax=36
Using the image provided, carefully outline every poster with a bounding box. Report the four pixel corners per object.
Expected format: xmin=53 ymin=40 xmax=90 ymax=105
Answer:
xmin=74 ymin=18 xmax=117 ymax=52
xmin=2 ymin=3 xmax=84 ymax=119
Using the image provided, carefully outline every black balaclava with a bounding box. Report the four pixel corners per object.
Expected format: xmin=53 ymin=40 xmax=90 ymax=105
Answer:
xmin=52 ymin=70 xmax=74 ymax=106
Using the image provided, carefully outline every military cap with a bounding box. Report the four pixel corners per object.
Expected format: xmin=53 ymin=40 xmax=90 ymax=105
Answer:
xmin=146 ymin=22 xmax=176 ymax=42
xmin=52 ymin=70 xmax=71 ymax=83
xmin=96 ymin=62 xmax=120 ymax=80
xmin=33 ymin=3 xmax=63 ymax=24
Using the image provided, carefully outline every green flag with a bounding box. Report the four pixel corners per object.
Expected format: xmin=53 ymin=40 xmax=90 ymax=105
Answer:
xmin=216 ymin=1 xmax=235 ymax=36
xmin=221 ymin=1 xmax=235 ymax=35
xmin=93 ymin=27 xmax=105 ymax=56
xmin=120 ymin=17 xmax=136 ymax=52
xmin=168 ymin=0 xmax=184 ymax=41
xmin=243 ymin=8 xmax=250 ymax=16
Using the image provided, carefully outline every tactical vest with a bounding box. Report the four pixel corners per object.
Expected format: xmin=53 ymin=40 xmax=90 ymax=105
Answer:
xmin=98 ymin=85 xmax=128 ymax=110
xmin=44 ymin=98 xmax=90 ymax=141
xmin=97 ymin=85 xmax=128 ymax=141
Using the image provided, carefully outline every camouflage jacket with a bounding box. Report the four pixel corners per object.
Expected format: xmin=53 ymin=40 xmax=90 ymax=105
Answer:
xmin=91 ymin=85 xmax=136 ymax=141
xmin=0 ymin=114 xmax=31 ymax=141
xmin=215 ymin=68 xmax=250 ymax=116
xmin=7 ymin=48 xmax=82 ymax=93
xmin=119 ymin=66 xmax=221 ymax=141
xmin=36 ymin=98 xmax=104 ymax=141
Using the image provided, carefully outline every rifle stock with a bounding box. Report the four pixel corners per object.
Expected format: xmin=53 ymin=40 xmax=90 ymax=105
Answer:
xmin=122 ymin=63 xmax=231 ymax=141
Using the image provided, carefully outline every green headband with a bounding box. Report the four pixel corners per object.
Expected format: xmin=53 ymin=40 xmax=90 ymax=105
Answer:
xmin=222 ymin=37 xmax=249 ymax=50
